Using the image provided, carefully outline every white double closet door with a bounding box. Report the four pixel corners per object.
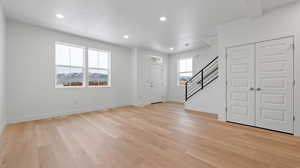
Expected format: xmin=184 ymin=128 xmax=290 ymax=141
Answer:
xmin=227 ymin=37 xmax=294 ymax=134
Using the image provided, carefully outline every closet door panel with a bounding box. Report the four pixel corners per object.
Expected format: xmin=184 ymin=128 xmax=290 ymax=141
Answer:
xmin=255 ymin=37 xmax=294 ymax=133
xmin=227 ymin=44 xmax=256 ymax=126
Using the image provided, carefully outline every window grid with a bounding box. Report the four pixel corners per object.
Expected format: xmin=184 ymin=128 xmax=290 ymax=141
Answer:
xmin=87 ymin=48 xmax=111 ymax=87
xmin=55 ymin=42 xmax=85 ymax=88
xmin=55 ymin=42 xmax=111 ymax=88
xmin=178 ymin=57 xmax=193 ymax=86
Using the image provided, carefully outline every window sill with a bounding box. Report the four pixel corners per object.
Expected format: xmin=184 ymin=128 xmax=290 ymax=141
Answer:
xmin=55 ymin=86 xmax=85 ymax=89
xmin=55 ymin=85 xmax=111 ymax=89
xmin=177 ymin=85 xmax=186 ymax=87
xmin=87 ymin=85 xmax=111 ymax=88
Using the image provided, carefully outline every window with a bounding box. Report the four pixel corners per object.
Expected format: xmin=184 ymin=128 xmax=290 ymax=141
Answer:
xmin=55 ymin=43 xmax=85 ymax=87
xmin=55 ymin=42 xmax=111 ymax=88
xmin=150 ymin=56 xmax=163 ymax=64
xmin=88 ymin=49 xmax=111 ymax=86
xmin=178 ymin=57 xmax=193 ymax=85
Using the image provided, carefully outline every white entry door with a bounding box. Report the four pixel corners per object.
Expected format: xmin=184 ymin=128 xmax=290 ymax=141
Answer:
xmin=148 ymin=63 xmax=164 ymax=103
xmin=255 ymin=37 xmax=294 ymax=133
xmin=227 ymin=44 xmax=256 ymax=126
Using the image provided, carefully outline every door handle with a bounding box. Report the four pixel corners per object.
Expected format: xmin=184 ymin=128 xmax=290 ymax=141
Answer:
xmin=249 ymin=87 xmax=254 ymax=91
xmin=256 ymin=88 xmax=261 ymax=91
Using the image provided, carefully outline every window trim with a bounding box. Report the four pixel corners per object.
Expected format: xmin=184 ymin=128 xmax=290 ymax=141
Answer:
xmin=87 ymin=47 xmax=112 ymax=88
xmin=55 ymin=42 xmax=111 ymax=88
xmin=177 ymin=57 xmax=193 ymax=86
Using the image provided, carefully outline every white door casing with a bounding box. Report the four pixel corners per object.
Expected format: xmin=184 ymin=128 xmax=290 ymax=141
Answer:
xmin=146 ymin=56 xmax=164 ymax=104
xmin=227 ymin=44 xmax=256 ymax=126
xmin=255 ymin=37 xmax=294 ymax=133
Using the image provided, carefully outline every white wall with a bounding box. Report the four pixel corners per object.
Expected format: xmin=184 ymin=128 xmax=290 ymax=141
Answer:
xmin=167 ymin=53 xmax=184 ymax=102
xmin=217 ymin=2 xmax=300 ymax=136
xmin=0 ymin=2 xmax=6 ymax=134
xmin=6 ymin=20 xmax=134 ymax=123
xmin=167 ymin=45 xmax=218 ymax=103
xmin=132 ymin=48 xmax=168 ymax=106
xmin=185 ymin=79 xmax=223 ymax=115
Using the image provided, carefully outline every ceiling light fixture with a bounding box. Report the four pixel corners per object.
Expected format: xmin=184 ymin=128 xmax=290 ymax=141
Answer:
xmin=56 ymin=14 xmax=64 ymax=19
xmin=170 ymin=48 xmax=174 ymax=51
xmin=160 ymin=16 xmax=167 ymax=22
xmin=123 ymin=35 xmax=129 ymax=39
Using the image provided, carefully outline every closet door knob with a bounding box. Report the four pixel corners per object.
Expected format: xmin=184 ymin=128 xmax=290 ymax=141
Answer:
xmin=256 ymin=88 xmax=261 ymax=91
xmin=249 ymin=87 xmax=254 ymax=91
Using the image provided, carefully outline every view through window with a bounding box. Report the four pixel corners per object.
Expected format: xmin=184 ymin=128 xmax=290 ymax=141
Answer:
xmin=88 ymin=49 xmax=110 ymax=86
xmin=55 ymin=43 xmax=85 ymax=87
xmin=55 ymin=42 xmax=111 ymax=88
xmin=178 ymin=57 xmax=193 ymax=85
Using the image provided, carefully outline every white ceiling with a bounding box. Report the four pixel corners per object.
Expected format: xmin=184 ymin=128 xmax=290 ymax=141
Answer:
xmin=262 ymin=0 xmax=297 ymax=11
xmin=2 ymin=0 xmax=298 ymax=54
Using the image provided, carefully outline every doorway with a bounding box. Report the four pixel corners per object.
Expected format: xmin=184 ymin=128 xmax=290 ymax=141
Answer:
xmin=147 ymin=56 xmax=164 ymax=104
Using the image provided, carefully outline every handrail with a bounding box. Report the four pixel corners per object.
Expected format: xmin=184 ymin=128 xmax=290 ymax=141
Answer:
xmin=197 ymin=67 xmax=218 ymax=85
xmin=187 ymin=56 xmax=219 ymax=82
xmin=185 ymin=56 xmax=219 ymax=101
xmin=186 ymin=76 xmax=218 ymax=101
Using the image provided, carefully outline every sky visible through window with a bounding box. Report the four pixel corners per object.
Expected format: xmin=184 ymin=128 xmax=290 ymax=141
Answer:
xmin=179 ymin=58 xmax=192 ymax=73
xmin=88 ymin=49 xmax=110 ymax=86
xmin=56 ymin=44 xmax=84 ymax=68
xmin=55 ymin=43 xmax=111 ymax=87
xmin=178 ymin=57 xmax=193 ymax=85
xmin=88 ymin=49 xmax=108 ymax=69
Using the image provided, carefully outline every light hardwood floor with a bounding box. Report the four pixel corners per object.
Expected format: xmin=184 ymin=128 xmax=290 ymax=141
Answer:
xmin=0 ymin=103 xmax=300 ymax=168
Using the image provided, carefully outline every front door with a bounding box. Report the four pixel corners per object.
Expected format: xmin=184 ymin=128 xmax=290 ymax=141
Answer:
xmin=148 ymin=63 xmax=164 ymax=103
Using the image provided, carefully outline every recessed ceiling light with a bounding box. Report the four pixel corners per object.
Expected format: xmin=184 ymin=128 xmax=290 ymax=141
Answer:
xmin=160 ymin=16 xmax=167 ymax=22
xmin=170 ymin=48 xmax=174 ymax=51
xmin=123 ymin=35 xmax=129 ymax=39
xmin=56 ymin=14 xmax=64 ymax=19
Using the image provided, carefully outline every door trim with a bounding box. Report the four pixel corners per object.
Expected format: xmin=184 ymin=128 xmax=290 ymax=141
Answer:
xmin=225 ymin=35 xmax=295 ymax=135
xmin=148 ymin=62 xmax=164 ymax=104
xmin=226 ymin=35 xmax=294 ymax=50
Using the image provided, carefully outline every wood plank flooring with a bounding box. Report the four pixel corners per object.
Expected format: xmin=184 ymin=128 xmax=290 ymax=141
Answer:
xmin=0 ymin=103 xmax=300 ymax=168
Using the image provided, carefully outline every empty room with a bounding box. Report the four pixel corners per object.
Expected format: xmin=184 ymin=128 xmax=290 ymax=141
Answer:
xmin=1 ymin=0 xmax=300 ymax=167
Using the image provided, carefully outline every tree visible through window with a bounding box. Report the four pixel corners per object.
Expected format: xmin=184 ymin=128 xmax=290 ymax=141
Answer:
xmin=178 ymin=57 xmax=193 ymax=85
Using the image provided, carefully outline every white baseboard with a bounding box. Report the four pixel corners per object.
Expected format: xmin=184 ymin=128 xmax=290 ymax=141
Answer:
xmin=184 ymin=106 xmax=218 ymax=115
xmin=131 ymin=102 xmax=146 ymax=107
xmin=7 ymin=104 xmax=130 ymax=124
xmin=0 ymin=120 xmax=7 ymax=136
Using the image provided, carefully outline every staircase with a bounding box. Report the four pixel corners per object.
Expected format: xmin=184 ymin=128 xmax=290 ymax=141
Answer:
xmin=185 ymin=56 xmax=219 ymax=101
